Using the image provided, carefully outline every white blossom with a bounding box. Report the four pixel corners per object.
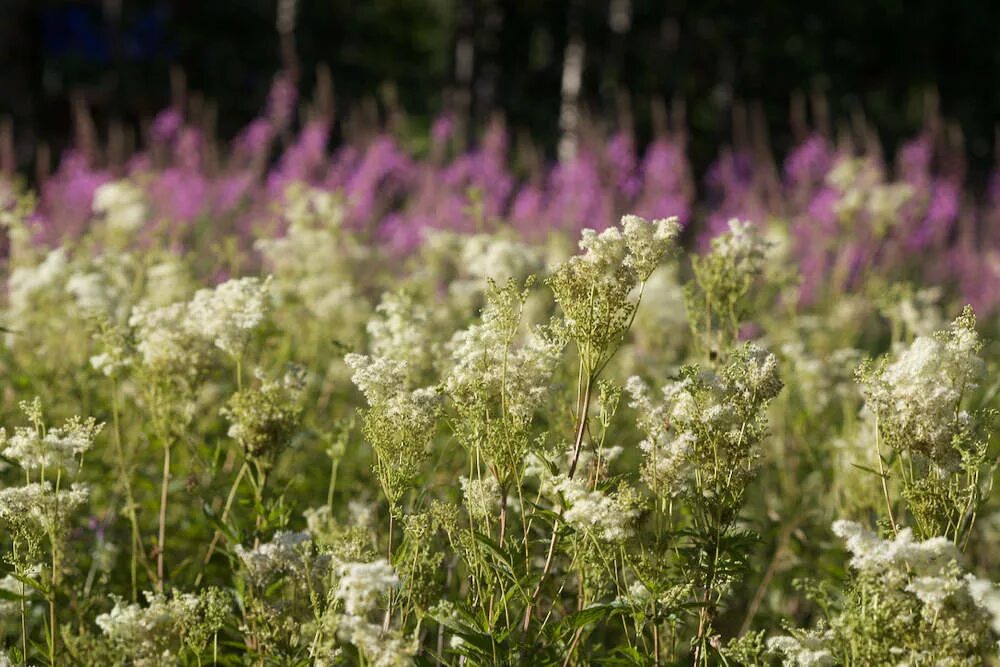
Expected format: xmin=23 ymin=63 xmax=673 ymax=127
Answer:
xmin=550 ymin=475 xmax=637 ymax=542
xmin=334 ymin=560 xmax=399 ymax=616
xmin=235 ymin=530 xmax=313 ymax=581
xmin=832 ymin=521 xmax=960 ymax=577
xmin=92 ymin=180 xmax=147 ymax=233
xmin=0 ymin=482 xmax=90 ymax=534
xmin=766 ymin=634 xmax=836 ymax=666
xmin=96 ymin=590 xmax=199 ymax=665
xmin=185 ymin=276 xmax=272 ymax=357
xmin=460 ymin=476 xmax=501 ymax=519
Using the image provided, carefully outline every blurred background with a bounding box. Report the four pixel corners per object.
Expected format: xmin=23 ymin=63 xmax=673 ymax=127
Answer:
xmin=1 ymin=0 xmax=999 ymax=182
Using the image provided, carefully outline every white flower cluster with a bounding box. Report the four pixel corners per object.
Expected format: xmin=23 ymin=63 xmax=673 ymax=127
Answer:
xmin=458 ymin=234 xmax=543 ymax=285
xmin=256 ymin=186 xmax=368 ymax=328
xmin=235 ymin=530 xmax=314 ymax=582
xmin=366 ymin=291 xmax=437 ymax=377
xmin=96 ymin=590 xmax=199 ymax=664
xmin=861 ymin=309 xmax=984 ymax=466
xmin=66 ymin=270 xmax=113 ymax=315
xmin=7 ymin=248 xmax=68 ymax=318
xmin=570 ymin=214 xmax=679 ymax=288
xmin=0 ymin=482 xmax=90 ymax=534
xmin=766 ymin=633 xmax=836 ymax=666
xmin=128 ymin=301 xmax=198 ymax=372
xmin=626 ymin=375 xmax=693 ymax=497
xmin=419 ymin=231 xmax=543 ymax=313
xmin=92 ymin=180 xmax=148 ymax=234
xmin=832 ymin=520 xmax=960 ymax=576
xmin=724 ymin=342 xmax=784 ymax=404
xmin=711 ymin=219 xmax=769 ymax=276
xmin=333 ymin=559 xmax=415 ymax=667
xmin=460 ymin=476 xmax=501 ymax=519
xmin=186 ymin=276 xmax=272 ymax=357
xmin=344 ymin=353 xmax=439 ymax=430
xmin=827 ymin=157 xmax=913 ymax=231
xmin=90 ymin=347 xmax=130 ymax=378
xmin=1 ymin=415 xmax=102 ymax=473
xmin=345 ymin=354 xmax=408 ymax=405
xmin=620 ymin=214 xmax=681 ymax=279
xmin=129 ymin=275 xmax=272 ymax=371
xmin=627 ymin=343 xmax=781 ymax=499
xmin=549 ymin=475 xmax=638 ymax=542
xmin=444 ymin=307 xmax=561 ymax=426
xmin=335 ymin=559 xmax=399 ymax=616
xmin=834 ymin=520 xmax=1000 ymax=628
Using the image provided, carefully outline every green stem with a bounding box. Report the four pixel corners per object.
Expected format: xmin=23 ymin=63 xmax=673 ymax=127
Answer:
xmin=157 ymin=440 xmax=171 ymax=592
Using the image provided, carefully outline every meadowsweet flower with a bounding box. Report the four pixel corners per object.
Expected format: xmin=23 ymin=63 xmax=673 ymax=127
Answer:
xmin=549 ymin=475 xmax=638 ymax=542
xmin=458 ymin=233 xmax=543 ymax=284
xmin=445 ymin=296 xmax=561 ymax=426
xmin=766 ymin=634 xmax=836 ymax=666
xmin=128 ymin=301 xmax=203 ymax=374
xmin=685 ymin=220 xmax=772 ymax=349
xmin=90 ymin=350 xmax=130 ymax=377
xmin=221 ymin=369 xmax=304 ymax=461
xmin=318 ymin=560 xmax=417 ymax=665
xmin=712 ymin=219 xmax=767 ymax=275
xmin=65 ymin=270 xmax=112 ymax=315
xmin=336 ymin=616 xmax=416 ymax=667
xmin=626 ymin=375 xmax=692 ymax=496
xmin=334 ymin=560 xmax=399 ymax=616
xmin=7 ymin=248 xmax=69 ymax=316
xmin=621 ymin=214 xmax=681 ymax=280
xmin=965 ymin=575 xmax=1000 ymax=634
xmin=256 ymin=186 xmax=369 ymax=330
xmin=92 ymin=180 xmax=147 ymax=233
xmin=345 ymin=354 xmax=409 ymax=406
xmin=235 ymin=530 xmax=313 ymax=582
xmin=1 ymin=414 xmax=102 ymax=473
xmin=859 ymin=307 xmax=984 ymax=468
xmin=628 ymin=344 xmax=782 ymax=504
xmin=832 ymin=520 xmax=960 ymax=577
xmin=347 ymin=351 xmax=441 ymax=508
xmin=185 ymin=276 xmax=272 ymax=358
xmin=548 ymin=214 xmax=680 ymax=367
xmin=775 ymin=520 xmax=1000 ymax=663
xmin=96 ymin=590 xmax=200 ymax=664
xmin=460 ymin=476 xmax=501 ymax=520
xmin=0 ymin=482 xmax=90 ymax=534
xmin=366 ymin=290 xmax=437 ymax=379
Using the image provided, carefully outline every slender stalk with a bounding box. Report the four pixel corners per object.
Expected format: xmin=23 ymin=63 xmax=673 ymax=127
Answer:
xmin=157 ymin=440 xmax=171 ymax=592
xmin=196 ymin=461 xmax=249 ymax=586
xmin=110 ymin=378 xmax=150 ymax=599
xmin=874 ymin=412 xmax=899 ymax=535
xmin=523 ymin=372 xmax=594 ymax=632
xmin=47 ymin=469 xmax=62 ymax=665
xmin=383 ymin=512 xmax=395 ymax=632
xmin=19 ymin=575 xmax=27 ymax=663
xmin=326 ymin=458 xmax=339 ymax=511
xmin=652 ymin=623 xmax=660 ymax=667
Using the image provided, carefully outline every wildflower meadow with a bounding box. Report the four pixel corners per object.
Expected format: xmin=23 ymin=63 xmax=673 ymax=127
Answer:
xmin=3 ymin=75 xmax=1000 ymax=666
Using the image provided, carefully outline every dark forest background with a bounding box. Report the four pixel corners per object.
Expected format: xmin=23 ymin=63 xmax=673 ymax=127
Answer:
xmin=1 ymin=0 xmax=998 ymax=179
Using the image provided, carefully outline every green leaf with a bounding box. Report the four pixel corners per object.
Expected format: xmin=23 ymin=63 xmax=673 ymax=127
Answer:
xmin=202 ymin=501 xmax=239 ymax=543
